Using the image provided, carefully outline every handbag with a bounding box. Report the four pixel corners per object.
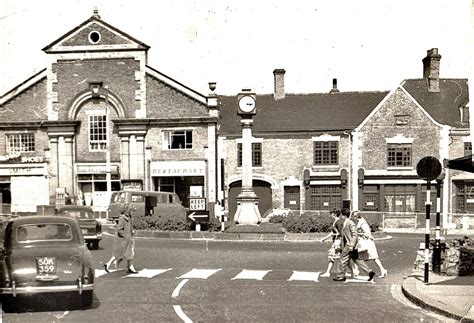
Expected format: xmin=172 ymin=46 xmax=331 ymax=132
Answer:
xmin=356 ymin=238 xmax=370 ymax=252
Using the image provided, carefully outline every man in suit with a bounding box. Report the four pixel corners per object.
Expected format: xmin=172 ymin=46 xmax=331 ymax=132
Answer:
xmin=333 ymin=208 xmax=376 ymax=282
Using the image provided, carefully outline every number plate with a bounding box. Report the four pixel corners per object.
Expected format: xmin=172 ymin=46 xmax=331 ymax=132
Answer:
xmin=36 ymin=257 xmax=57 ymax=275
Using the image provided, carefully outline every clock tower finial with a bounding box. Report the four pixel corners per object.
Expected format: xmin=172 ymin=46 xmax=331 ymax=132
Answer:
xmin=93 ymin=7 xmax=101 ymax=19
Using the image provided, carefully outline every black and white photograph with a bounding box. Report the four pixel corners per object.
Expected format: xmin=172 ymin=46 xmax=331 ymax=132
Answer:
xmin=0 ymin=0 xmax=473 ymax=322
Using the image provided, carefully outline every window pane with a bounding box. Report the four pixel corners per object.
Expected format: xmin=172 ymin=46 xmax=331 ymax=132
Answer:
xmin=387 ymin=144 xmax=411 ymax=167
xmin=6 ymin=133 xmax=35 ymax=153
xmin=313 ymin=141 xmax=338 ymax=165
xmin=89 ymin=114 xmax=107 ymax=151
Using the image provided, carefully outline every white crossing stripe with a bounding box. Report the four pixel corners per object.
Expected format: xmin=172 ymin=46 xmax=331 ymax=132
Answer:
xmin=95 ymin=268 xmax=119 ymax=278
xmin=177 ymin=268 xmax=221 ymax=279
xmin=231 ymin=269 xmax=271 ymax=280
xmin=288 ymin=271 xmax=320 ymax=282
xmin=124 ymin=268 xmax=172 ymax=278
xmin=344 ymin=276 xmax=375 ymax=284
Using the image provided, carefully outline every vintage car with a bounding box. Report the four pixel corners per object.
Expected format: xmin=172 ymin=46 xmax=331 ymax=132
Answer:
xmin=0 ymin=215 xmax=95 ymax=307
xmin=57 ymin=206 xmax=102 ymax=250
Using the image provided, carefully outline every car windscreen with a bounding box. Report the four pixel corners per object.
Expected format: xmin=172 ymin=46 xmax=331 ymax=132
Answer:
xmin=61 ymin=210 xmax=93 ymax=220
xmin=16 ymin=223 xmax=73 ymax=243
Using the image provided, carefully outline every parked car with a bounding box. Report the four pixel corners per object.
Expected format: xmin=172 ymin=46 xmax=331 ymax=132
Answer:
xmin=108 ymin=190 xmax=187 ymax=223
xmin=56 ymin=206 xmax=102 ymax=250
xmin=0 ymin=215 xmax=95 ymax=307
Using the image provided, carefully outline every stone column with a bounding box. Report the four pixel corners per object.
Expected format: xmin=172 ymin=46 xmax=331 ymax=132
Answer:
xmin=48 ymin=137 xmax=59 ymax=204
xmin=234 ymin=119 xmax=261 ymax=225
xmin=120 ymin=136 xmax=130 ymax=180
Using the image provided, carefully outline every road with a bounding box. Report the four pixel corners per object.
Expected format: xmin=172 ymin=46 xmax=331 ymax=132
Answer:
xmin=1 ymin=232 xmax=455 ymax=322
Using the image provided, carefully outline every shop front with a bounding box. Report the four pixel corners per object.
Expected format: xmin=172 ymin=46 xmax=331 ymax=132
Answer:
xmin=0 ymin=162 xmax=49 ymax=213
xmin=150 ymin=160 xmax=206 ymax=208
xmin=76 ymin=163 xmax=121 ymax=211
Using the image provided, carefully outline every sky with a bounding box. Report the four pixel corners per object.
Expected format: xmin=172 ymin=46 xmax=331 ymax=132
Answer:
xmin=0 ymin=0 xmax=472 ymax=96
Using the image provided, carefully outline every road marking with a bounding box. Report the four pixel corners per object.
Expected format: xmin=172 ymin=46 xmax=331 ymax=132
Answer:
xmin=467 ymin=305 xmax=474 ymax=320
xmin=177 ymin=269 xmax=221 ymax=279
xmin=95 ymin=268 xmax=119 ymax=278
xmin=124 ymin=268 xmax=171 ymax=278
xmin=172 ymin=279 xmax=189 ymax=298
xmin=231 ymin=269 xmax=271 ymax=280
xmin=288 ymin=271 xmax=320 ymax=282
xmin=173 ymin=305 xmax=192 ymax=323
xmin=344 ymin=276 xmax=375 ymax=284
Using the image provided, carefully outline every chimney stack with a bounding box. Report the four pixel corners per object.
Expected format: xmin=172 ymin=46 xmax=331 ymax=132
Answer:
xmin=330 ymin=78 xmax=340 ymax=93
xmin=422 ymin=48 xmax=441 ymax=93
xmin=273 ymin=69 xmax=286 ymax=100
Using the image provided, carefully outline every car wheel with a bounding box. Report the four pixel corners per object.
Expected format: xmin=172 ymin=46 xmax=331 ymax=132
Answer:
xmin=81 ymin=290 xmax=93 ymax=307
xmin=92 ymin=241 xmax=99 ymax=250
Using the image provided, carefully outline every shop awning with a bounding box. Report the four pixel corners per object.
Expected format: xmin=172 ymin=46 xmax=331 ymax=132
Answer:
xmin=444 ymin=155 xmax=474 ymax=173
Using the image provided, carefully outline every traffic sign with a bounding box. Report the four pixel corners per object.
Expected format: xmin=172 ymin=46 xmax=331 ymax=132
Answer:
xmin=187 ymin=211 xmax=209 ymax=223
xmin=416 ymin=156 xmax=442 ymax=181
xmin=190 ymin=198 xmax=206 ymax=211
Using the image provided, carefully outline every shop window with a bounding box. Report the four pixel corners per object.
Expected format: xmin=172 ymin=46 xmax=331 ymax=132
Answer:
xmin=454 ymin=182 xmax=474 ymax=214
xmin=156 ymin=177 xmax=175 ymax=192
xmin=362 ymin=185 xmax=379 ymax=211
xmin=163 ymin=130 xmax=193 ymax=149
xmin=384 ymin=184 xmax=416 ymax=212
xmin=313 ymin=141 xmax=338 ymax=165
xmin=387 ymin=143 xmax=412 ymax=167
xmin=464 ymin=142 xmax=472 ymax=156
xmin=88 ymin=114 xmax=107 ymax=151
xmin=237 ymin=143 xmax=262 ymax=167
xmin=309 ymin=185 xmax=341 ymax=210
xmin=6 ymin=133 xmax=35 ymax=153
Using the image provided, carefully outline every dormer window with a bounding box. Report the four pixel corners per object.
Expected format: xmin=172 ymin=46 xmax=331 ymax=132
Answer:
xmin=88 ymin=31 xmax=101 ymax=44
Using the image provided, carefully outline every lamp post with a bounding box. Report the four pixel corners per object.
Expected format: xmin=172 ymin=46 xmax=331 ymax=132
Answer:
xmin=91 ymin=83 xmax=112 ymax=218
xmin=233 ymin=89 xmax=261 ymax=225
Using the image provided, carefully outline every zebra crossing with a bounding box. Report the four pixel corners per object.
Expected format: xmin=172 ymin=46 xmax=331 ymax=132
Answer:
xmin=95 ymin=268 xmax=374 ymax=283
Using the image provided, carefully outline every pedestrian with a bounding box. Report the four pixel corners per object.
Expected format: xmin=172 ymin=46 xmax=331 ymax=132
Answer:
xmin=104 ymin=203 xmax=138 ymax=274
xmin=333 ymin=208 xmax=376 ymax=282
xmin=352 ymin=210 xmax=388 ymax=278
xmin=320 ymin=209 xmax=342 ymax=277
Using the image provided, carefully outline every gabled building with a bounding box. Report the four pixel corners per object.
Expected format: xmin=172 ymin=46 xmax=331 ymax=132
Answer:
xmin=353 ymin=48 xmax=469 ymax=227
xmin=0 ymin=10 xmax=219 ymax=214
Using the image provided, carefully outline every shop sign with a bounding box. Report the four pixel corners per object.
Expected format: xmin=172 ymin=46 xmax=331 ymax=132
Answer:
xmin=0 ymin=165 xmax=46 ymax=176
xmin=151 ymin=161 xmax=206 ymax=177
xmin=77 ymin=164 xmax=119 ymax=174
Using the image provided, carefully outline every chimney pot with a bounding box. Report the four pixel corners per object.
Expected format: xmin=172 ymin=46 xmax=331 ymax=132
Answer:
xmin=330 ymin=78 xmax=340 ymax=93
xmin=273 ymin=69 xmax=286 ymax=100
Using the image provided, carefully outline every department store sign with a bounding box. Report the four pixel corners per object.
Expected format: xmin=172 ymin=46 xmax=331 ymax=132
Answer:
xmin=151 ymin=161 xmax=206 ymax=177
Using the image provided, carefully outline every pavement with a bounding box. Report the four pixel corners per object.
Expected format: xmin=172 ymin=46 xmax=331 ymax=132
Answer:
xmin=100 ymin=219 xmax=474 ymax=321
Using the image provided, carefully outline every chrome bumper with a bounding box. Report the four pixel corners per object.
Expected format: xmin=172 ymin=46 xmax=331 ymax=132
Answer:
xmin=83 ymin=234 xmax=102 ymax=240
xmin=0 ymin=283 xmax=94 ymax=296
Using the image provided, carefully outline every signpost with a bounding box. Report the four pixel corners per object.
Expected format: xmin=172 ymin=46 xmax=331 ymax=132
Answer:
xmin=187 ymin=211 xmax=209 ymax=232
xmin=416 ymin=156 xmax=442 ymax=283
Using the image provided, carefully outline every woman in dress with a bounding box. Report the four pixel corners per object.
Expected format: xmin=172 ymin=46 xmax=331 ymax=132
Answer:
xmin=319 ymin=210 xmax=343 ymax=277
xmin=104 ymin=203 xmax=138 ymax=274
xmin=352 ymin=211 xmax=388 ymax=278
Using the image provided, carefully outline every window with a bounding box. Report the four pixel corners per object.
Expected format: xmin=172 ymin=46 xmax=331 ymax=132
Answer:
xmin=164 ymin=130 xmax=193 ymax=149
xmin=237 ymin=142 xmax=262 ymax=167
xmin=309 ymin=185 xmax=341 ymax=210
xmin=6 ymin=133 xmax=35 ymax=153
xmin=454 ymin=182 xmax=474 ymax=214
xmin=88 ymin=114 xmax=107 ymax=151
xmin=387 ymin=144 xmax=412 ymax=167
xmin=465 ymin=142 xmax=472 ymax=156
xmin=313 ymin=141 xmax=338 ymax=165
xmin=384 ymin=185 xmax=416 ymax=212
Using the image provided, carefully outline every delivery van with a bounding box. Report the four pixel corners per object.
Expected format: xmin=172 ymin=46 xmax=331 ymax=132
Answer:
xmin=108 ymin=190 xmax=187 ymax=223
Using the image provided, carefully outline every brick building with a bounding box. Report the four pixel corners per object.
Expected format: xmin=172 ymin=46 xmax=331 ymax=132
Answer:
xmin=0 ymin=10 xmax=219 ymax=214
xmin=218 ymin=49 xmax=470 ymax=228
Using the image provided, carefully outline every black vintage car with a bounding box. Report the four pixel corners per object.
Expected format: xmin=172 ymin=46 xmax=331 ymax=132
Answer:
xmin=57 ymin=206 xmax=102 ymax=250
xmin=0 ymin=215 xmax=95 ymax=307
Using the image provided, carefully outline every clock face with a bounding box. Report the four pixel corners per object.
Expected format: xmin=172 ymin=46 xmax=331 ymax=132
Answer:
xmin=239 ymin=95 xmax=256 ymax=113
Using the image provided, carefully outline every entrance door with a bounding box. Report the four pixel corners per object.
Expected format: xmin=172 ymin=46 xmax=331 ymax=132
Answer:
xmin=284 ymin=186 xmax=300 ymax=210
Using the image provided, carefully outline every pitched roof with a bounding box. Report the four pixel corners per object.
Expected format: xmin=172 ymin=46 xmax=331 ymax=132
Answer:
xmin=402 ymin=79 xmax=469 ymax=127
xmin=218 ymin=91 xmax=389 ymax=135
